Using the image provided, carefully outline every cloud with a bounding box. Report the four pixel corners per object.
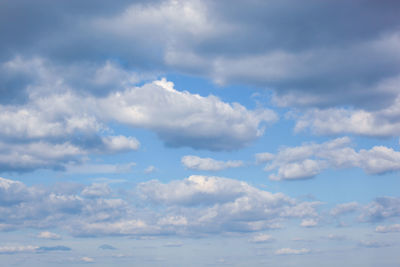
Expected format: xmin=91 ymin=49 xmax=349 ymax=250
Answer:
xmin=37 ymin=231 xmax=61 ymax=240
xmin=274 ymin=248 xmax=310 ymax=255
xmin=250 ymin=234 xmax=274 ymax=243
xmin=358 ymin=240 xmax=391 ymax=248
xmin=0 ymin=245 xmax=38 ymax=254
xmin=66 ymin=162 xmax=136 ymax=174
xmin=375 ymin=224 xmax=400 ymax=233
xmin=0 ymin=0 xmax=399 ymax=117
xmin=0 ymin=58 xmax=276 ymax=172
xmin=144 ymin=165 xmax=156 ymax=174
xmin=300 ymin=219 xmax=318 ymax=227
xmin=360 ymin=197 xmax=400 ymax=222
xmin=181 ymin=155 xmax=243 ymax=171
xmin=98 ymin=78 xmax=277 ymax=151
xmin=80 ymin=257 xmax=95 ymax=263
xmin=294 ymin=94 xmax=400 ymax=138
xmin=0 ymin=176 xmax=320 ymax=237
xmin=255 ymin=152 xmax=274 ymax=164
xmin=330 ymin=202 xmax=359 ymax=216
xmin=81 ymin=183 xmax=111 ymax=198
xmin=98 ymin=244 xmax=117 ymax=250
xmin=0 ymin=245 xmax=70 ymax=254
xmin=260 ymin=137 xmax=400 ymax=180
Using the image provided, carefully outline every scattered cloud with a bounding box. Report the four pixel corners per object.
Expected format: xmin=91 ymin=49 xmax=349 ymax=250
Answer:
xmin=80 ymin=257 xmax=95 ymax=263
xmin=375 ymin=224 xmax=400 ymax=233
xmin=300 ymin=219 xmax=318 ymax=227
xmin=274 ymin=248 xmax=310 ymax=255
xmin=330 ymin=202 xmax=359 ymax=216
xmin=250 ymin=234 xmax=274 ymax=243
xmin=144 ymin=165 xmax=156 ymax=174
xmin=259 ymin=137 xmax=400 ymax=180
xmin=37 ymin=231 xmax=61 ymax=240
xmin=360 ymin=197 xmax=400 ymax=222
xmin=0 ymin=245 xmax=38 ymax=254
xmin=358 ymin=240 xmax=391 ymax=248
xmin=181 ymin=155 xmax=243 ymax=171
xmin=0 ymin=176 xmax=320 ymax=237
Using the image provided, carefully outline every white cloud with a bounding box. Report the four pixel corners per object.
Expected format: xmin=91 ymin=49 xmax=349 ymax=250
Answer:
xmin=375 ymin=224 xmax=400 ymax=233
xmin=0 ymin=176 xmax=320 ymax=237
xmin=37 ymin=231 xmax=61 ymax=240
xmin=81 ymin=183 xmax=111 ymax=198
xmin=99 ymin=78 xmax=277 ymax=151
xmin=255 ymin=152 xmax=274 ymax=164
xmin=101 ymin=136 xmax=140 ymax=153
xmin=294 ymin=93 xmax=400 ymax=138
xmin=274 ymin=248 xmax=310 ymax=255
xmin=261 ymin=137 xmax=400 ymax=180
xmin=360 ymin=197 xmax=400 ymax=222
xmin=144 ymin=165 xmax=156 ymax=174
xmin=330 ymin=202 xmax=359 ymax=216
xmin=300 ymin=219 xmax=318 ymax=227
xmin=0 ymin=57 xmax=277 ymax=172
xmin=0 ymin=245 xmax=39 ymax=254
xmin=250 ymin=234 xmax=274 ymax=243
xmin=80 ymin=257 xmax=95 ymax=263
xmin=181 ymin=155 xmax=243 ymax=171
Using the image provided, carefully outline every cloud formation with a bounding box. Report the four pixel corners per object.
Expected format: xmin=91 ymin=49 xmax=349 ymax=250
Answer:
xmin=259 ymin=137 xmax=400 ymax=180
xmin=181 ymin=155 xmax=243 ymax=171
xmin=0 ymin=176 xmax=320 ymax=237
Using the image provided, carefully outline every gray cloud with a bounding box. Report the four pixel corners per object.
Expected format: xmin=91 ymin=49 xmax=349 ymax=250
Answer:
xmin=360 ymin=197 xmax=400 ymax=222
xmin=0 ymin=0 xmax=399 ymax=112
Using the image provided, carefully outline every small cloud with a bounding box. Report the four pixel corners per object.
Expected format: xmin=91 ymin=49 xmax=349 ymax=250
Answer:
xmin=250 ymin=234 xmax=274 ymax=243
xmin=144 ymin=165 xmax=156 ymax=174
xmin=300 ymin=219 xmax=318 ymax=227
xmin=98 ymin=244 xmax=116 ymax=250
xmin=80 ymin=257 xmax=95 ymax=263
xmin=274 ymin=248 xmax=310 ymax=255
xmin=37 ymin=231 xmax=61 ymax=240
xmin=0 ymin=245 xmax=38 ymax=254
xmin=181 ymin=155 xmax=243 ymax=171
xmin=81 ymin=183 xmax=111 ymax=198
xmin=255 ymin=152 xmax=274 ymax=164
xmin=359 ymin=240 xmax=391 ymax=248
xmin=376 ymin=224 xmax=400 ymax=233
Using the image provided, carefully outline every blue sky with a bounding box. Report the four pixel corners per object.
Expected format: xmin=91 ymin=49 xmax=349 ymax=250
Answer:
xmin=1 ymin=0 xmax=400 ymax=266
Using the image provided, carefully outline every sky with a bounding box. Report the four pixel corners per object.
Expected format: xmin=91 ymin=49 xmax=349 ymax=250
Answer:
xmin=0 ymin=0 xmax=400 ymax=266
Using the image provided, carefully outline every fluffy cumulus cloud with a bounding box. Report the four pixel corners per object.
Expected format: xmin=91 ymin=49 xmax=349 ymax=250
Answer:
xmin=98 ymin=78 xmax=277 ymax=150
xmin=181 ymin=155 xmax=243 ymax=171
xmin=258 ymin=137 xmax=400 ymax=180
xmin=0 ymin=56 xmax=275 ymax=172
xmin=0 ymin=176 xmax=320 ymax=237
